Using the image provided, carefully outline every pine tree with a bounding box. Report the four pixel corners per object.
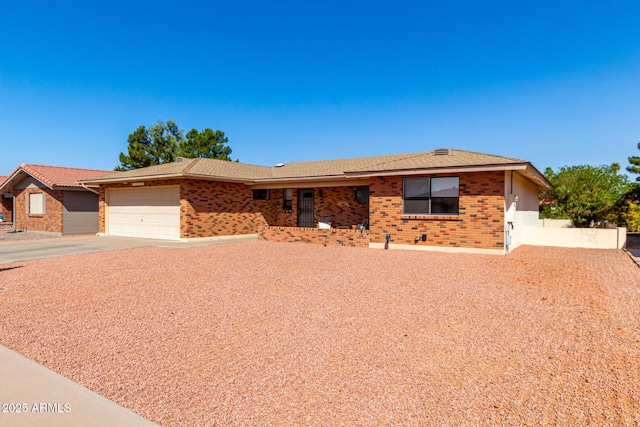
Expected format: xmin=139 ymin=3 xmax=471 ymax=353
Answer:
xmin=116 ymin=120 xmax=183 ymax=170
xmin=178 ymin=128 xmax=232 ymax=160
xmin=627 ymin=142 xmax=640 ymax=181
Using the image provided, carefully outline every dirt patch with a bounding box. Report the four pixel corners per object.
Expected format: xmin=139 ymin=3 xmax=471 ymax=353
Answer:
xmin=0 ymin=242 xmax=639 ymax=426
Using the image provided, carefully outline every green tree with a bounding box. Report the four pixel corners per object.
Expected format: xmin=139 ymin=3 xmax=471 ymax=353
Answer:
xmin=116 ymin=120 xmax=184 ymax=171
xmin=628 ymin=142 xmax=640 ymax=181
xmin=116 ymin=125 xmax=153 ymax=171
xmin=540 ymin=163 xmax=631 ymax=227
xmin=178 ymin=128 xmax=232 ymax=160
xmin=609 ymin=183 xmax=640 ymax=231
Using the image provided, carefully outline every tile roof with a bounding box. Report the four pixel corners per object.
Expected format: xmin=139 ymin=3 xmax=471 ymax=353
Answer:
xmin=0 ymin=164 xmax=115 ymax=191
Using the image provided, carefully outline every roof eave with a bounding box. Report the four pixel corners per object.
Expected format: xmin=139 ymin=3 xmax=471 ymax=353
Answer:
xmin=252 ymin=174 xmax=348 ymax=184
xmin=343 ymin=163 xmax=529 ymax=177
xmin=0 ymin=168 xmax=54 ymax=193
xmin=80 ymin=173 xmax=187 ymax=185
xmin=345 ymin=162 xmax=553 ymax=190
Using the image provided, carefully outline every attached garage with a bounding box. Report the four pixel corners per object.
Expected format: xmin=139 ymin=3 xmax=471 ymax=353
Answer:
xmin=107 ymin=186 xmax=180 ymax=240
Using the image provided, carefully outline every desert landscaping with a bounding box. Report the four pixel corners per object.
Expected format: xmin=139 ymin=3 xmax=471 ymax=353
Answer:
xmin=0 ymin=241 xmax=639 ymax=426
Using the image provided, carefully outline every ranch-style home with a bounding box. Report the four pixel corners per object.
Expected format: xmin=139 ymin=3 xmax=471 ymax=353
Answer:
xmin=81 ymin=149 xmax=551 ymax=254
xmin=0 ymin=164 xmax=114 ymax=235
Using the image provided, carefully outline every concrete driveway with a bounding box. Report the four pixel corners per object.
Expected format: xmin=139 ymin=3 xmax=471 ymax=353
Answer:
xmin=0 ymin=234 xmax=257 ymax=263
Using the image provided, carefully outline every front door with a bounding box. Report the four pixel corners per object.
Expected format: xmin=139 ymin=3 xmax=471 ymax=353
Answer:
xmin=297 ymin=189 xmax=314 ymax=227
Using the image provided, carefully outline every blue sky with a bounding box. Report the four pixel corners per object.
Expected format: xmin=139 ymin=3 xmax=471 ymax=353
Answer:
xmin=1 ymin=1 xmax=639 ymax=177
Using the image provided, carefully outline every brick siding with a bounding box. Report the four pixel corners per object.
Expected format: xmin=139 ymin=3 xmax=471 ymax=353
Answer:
xmin=0 ymin=197 xmax=12 ymax=223
xmin=14 ymin=187 xmax=64 ymax=233
xmin=259 ymin=225 xmax=370 ymax=247
xmin=369 ymin=171 xmax=505 ymax=250
xmin=312 ymin=186 xmax=369 ymax=228
xmin=100 ymin=181 xmax=370 ymax=239
xmin=181 ymin=179 xmax=267 ymax=238
xmin=98 ymin=173 xmax=505 ymax=250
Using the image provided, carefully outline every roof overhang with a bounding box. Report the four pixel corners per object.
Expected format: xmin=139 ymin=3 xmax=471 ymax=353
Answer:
xmin=0 ymin=168 xmax=52 ymax=193
xmin=345 ymin=162 xmax=552 ymax=190
xmin=250 ymin=177 xmax=370 ymax=189
xmin=80 ymin=161 xmax=552 ymax=191
xmin=82 ymin=172 xmax=371 ymax=189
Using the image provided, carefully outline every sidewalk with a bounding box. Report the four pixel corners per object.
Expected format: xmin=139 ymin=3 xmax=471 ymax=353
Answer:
xmin=0 ymin=345 xmax=159 ymax=427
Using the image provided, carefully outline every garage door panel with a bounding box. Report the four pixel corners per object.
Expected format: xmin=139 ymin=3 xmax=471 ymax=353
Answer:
xmin=107 ymin=187 xmax=180 ymax=240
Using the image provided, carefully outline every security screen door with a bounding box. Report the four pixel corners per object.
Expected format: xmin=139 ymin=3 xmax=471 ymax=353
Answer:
xmin=297 ymin=189 xmax=314 ymax=227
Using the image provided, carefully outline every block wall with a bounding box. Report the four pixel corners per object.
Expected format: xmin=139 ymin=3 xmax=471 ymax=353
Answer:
xmin=369 ymin=172 xmax=505 ymax=250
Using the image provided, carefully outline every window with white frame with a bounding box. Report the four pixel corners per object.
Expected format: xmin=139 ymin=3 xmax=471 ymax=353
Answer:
xmin=28 ymin=193 xmax=46 ymax=215
xmin=403 ymin=177 xmax=459 ymax=214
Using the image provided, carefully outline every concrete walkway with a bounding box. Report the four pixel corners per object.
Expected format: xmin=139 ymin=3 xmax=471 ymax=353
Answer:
xmin=0 ymin=234 xmax=258 ymax=263
xmin=0 ymin=346 xmax=159 ymax=427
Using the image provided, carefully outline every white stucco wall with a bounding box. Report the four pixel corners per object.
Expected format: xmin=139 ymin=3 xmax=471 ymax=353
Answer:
xmin=505 ymin=171 xmax=541 ymax=251
xmin=523 ymin=226 xmax=627 ymax=249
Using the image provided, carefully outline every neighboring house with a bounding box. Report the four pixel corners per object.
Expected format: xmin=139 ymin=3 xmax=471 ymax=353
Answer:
xmin=80 ymin=149 xmax=552 ymax=254
xmin=0 ymin=176 xmax=10 ymax=224
xmin=0 ymin=164 xmax=115 ymax=235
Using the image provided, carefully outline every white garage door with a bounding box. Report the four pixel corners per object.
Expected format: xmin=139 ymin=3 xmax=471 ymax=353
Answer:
xmin=107 ymin=187 xmax=180 ymax=240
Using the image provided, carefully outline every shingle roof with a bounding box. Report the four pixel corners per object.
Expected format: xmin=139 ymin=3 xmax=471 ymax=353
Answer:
xmin=79 ymin=149 xmax=551 ymax=189
xmin=266 ymin=150 xmax=525 ymax=178
xmin=0 ymin=164 xmax=115 ymax=192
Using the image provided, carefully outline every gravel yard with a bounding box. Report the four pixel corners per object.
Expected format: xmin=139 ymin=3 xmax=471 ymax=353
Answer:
xmin=0 ymin=230 xmax=62 ymax=242
xmin=1 ymin=241 xmax=639 ymax=426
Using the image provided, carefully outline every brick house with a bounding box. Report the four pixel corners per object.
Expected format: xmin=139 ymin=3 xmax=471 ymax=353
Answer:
xmin=0 ymin=164 xmax=114 ymax=235
xmin=81 ymin=149 xmax=551 ymax=254
xmin=0 ymin=176 xmax=10 ymax=225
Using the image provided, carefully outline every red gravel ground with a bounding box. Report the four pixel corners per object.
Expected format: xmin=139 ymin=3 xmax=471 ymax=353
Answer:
xmin=1 ymin=241 xmax=639 ymax=426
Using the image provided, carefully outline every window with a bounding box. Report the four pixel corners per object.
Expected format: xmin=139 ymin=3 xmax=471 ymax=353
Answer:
xmin=28 ymin=193 xmax=46 ymax=215
xmin=252 ymin=189 xmax=269 ymax=200
xmin=283 ymin=188 xmax=293 ymax=210
xmin=355 ymin=186 xmax=369 ymax=204
xmin=403 ymin=177 xmax=459 ymax=214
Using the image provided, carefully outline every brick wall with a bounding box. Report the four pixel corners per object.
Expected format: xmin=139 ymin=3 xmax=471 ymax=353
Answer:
xmin=97 ymin=174 xmax=504 ymax=249
xmin=14 ymin=187 xmax=64 ymax=233
xmin=255 ymin=186 xmax=368 ymax=229
xmin=256 ymin=188 xmax=297 ymax=227
xmin=313 ymin=186 xmax=369 ymax=228
xmin=99 ymin=180 xmax=370 ymax=239
xmin=369 ymin=172 xmax=505 ymax=250
xmin=181 ymin=179 xmax=268 ymax=238
xmin=0 ymin=197 xmax=12 ymax=222
xmin=259 ymin=225 xmax=370 ymax=247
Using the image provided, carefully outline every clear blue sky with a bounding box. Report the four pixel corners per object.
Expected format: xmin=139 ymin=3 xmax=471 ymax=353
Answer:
xmin=1 ymin=1 xmax=639 ymax=177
